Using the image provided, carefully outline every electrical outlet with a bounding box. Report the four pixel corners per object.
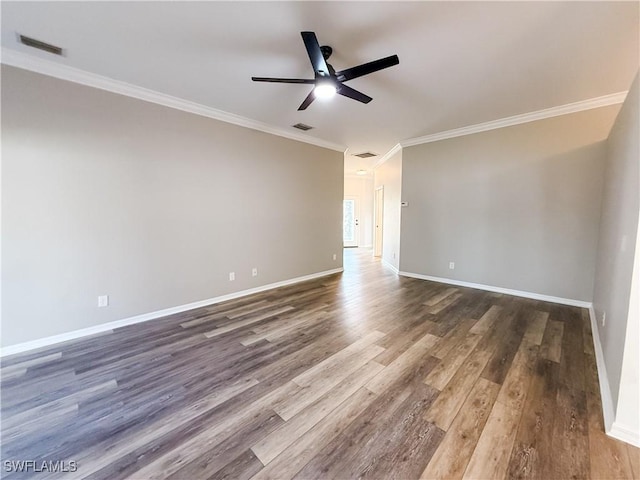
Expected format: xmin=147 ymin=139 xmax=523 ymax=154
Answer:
xmin=393 ymin=252 xmax=396 ymax=259
xmin=229 ymin=272 xmax=235 ymax=281
xmin=252 ymin=267 xmax=258 ymax=277
xmin=98 ymin=295 xmax=109 ymax=307
xmin=601 ymin=311 xmax=606 ymax=327
xmin=449 ymin=262 xmax=455 ymax=270
xmin=332 ymin=253 xmax=337 ymax=261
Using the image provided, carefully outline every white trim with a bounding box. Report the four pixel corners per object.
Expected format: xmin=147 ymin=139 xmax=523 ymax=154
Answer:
xmin=374 ymin=144 xmax=402 ymax=169
xmin=401 ymin=91 xmax=628 ymax=147
xmin=610 ymin=422 xmax=640 ymax=448
xmin=588 ymin=306 xmax=616 ymax=432
xmin=1 ymin=48 xmax=346 ymax=153
xmin=398 ymin=271 xmax=591 ymax=308
xmin=588 ymin=307 xmax=640 ymax=447
xmin=382 ymin=259 xmax=399 ymax=275
xmin=0 ymin=268 xmax=343 ymax=357
xmin=4 ymin=48 xmax=625 ymax=156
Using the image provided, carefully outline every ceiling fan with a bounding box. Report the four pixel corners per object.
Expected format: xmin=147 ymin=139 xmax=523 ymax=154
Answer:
xmin=252 ymin=31 xmax=399 ymax=111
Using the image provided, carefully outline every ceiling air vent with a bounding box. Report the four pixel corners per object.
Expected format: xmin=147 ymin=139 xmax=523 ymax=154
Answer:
xmin=18 ymin=34 xmax=63 ymax=56
xmin=292 ymin=123 xmax=313 ymax=131
xmin=353 ymin=152 xmax=377 ymax=159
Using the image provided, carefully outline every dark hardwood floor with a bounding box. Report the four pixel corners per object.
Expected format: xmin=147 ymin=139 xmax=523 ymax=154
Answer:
xmin=1 ymin=249 xmax=638 ymax=479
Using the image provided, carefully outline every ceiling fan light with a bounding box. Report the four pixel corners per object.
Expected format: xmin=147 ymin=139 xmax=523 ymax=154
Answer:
xmin=314 ymin=82 xmax=337 ymax=99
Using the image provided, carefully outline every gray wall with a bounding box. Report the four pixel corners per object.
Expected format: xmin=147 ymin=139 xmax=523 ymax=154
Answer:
xmin=374 ymin=150 xmax=402 ymax=270
xmin=1 ymin=66 xmax=344 ymax=347
xmin=592 ymin=73 xmax=639 ymax=421
xmin=400 ymin=105 xmax=620 ymax=301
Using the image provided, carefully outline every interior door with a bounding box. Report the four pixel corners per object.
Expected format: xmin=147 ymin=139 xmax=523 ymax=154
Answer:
xmin=343 ymin=196 xmax=360 ymax=247
xmin=374 ymin=186 xmax=384 ymax=256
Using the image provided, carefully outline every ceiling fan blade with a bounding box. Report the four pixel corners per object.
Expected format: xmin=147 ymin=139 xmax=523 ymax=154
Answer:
xmin=337 ymin=84 xmax=372 ymax=104
xmin=336 ymin=55 xmax=399 ymax=82
xmin=297 ymin=90 xmax=316 ymax=111
xmin=301 ymin=31 xmax=330 ymax=77
xmin=252 ymin=77 xmax=315 ymax=84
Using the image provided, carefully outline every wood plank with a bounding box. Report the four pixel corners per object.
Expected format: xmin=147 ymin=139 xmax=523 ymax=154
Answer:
xmin=374 ymin=315 xmax=438 ymax=365
xmin=291 ymin=330 xmax=385 ymax=388
xmin=250 ymin=387 xmax=378 ymax=479
xmin=430 ymin=318 xmax=477 ymax=359
xmin=292 ymin=384 xmax=441 ymax=480
xmin=581 ymin=309 xmax=596 ymax=356
xmin=507 ymin=358 xmax=559 ymax=480
xmin=366 ymin=332 xmax=439 ymax=395
xmin=420 ymin=377 xmax=500 ymax=480
xmin=120 ymin=381 xmax=298 ymax=480
xmin=1 ymin=400 xmax=78 ymax=440
xmin=424 ymin=331 xmax=482 ymax=390
xmin=522 ymin=311 xmax=549 ymax=346
xmin=165 ymin=409 xmax=284 ymax=480
xmin=550 ymin=384 xmax=589 ymax=478
xmin=242 ymin=310 xmax=330 ymax=346
xmin=469 ymin=305 xmax=501 ymax=335
xmin=249 ymin=303 xmax=327 ymax=335
xmin=557 ymin=307 xmax=586 ymax=392
xmin=540 ymin=319 xmax=564 ymax=363
xmin=252 ymin=361 xmax=384 ymax=465
xmin=628 ymin=444 xmax=640 ymax=479
xmin=425 ymin=293 xmax=463 ymax=315
xmin=0 ymin=352 xmax=63 ymax=375
xmin=203 ymin=306 xmax=296 ymax=338
xmin=495 ymin=339 xmax=538 ymax=411
xmin=424 ymin=347 xmax=494 ymax=431
xmin=208 ymin=449 xmax=264 ymax=480
xmin=275 ymin=344 xmax=384 ymax=420
xmin=587 ymin=413 xmax=635 ymax=479
xmin=480 ymin=310 xmax=528 ymax=385
xmin=342 ymin=386 xmax=443 ymax=479
xmin=58 ymin=377 xmax=260 ymax=479
xmin=424 ymin=287 xmax=458 ymax=306
xmin=462 ymin=397 xmax=522 ymax=480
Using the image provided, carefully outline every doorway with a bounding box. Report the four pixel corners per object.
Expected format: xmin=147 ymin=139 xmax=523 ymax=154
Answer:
xmin=374 ymin=186 xmax=384 ymax=257
xmin=343 ymin=196 xmax=360 ymax=247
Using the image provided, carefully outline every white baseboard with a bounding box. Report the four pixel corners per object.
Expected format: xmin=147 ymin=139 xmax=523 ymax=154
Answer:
xmin=398 ymin=271 xmax=591 ymax=308
xmin=382 ymin=259 xmax=399 ymax=275
xmin=0 ymin=267 xmax=343 ymax=357
xmin=588 ymin=306 xmax=616 ymax=432
xmin=610 ymin=422 xmax=640 ymax=447
xmin=589 ymin=307 xmax=640 ymax=447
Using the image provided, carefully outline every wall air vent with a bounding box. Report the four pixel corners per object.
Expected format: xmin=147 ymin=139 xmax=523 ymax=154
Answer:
xmin=18 ymin=34 xmax=63 ymax=56
xmin=353 ymin=152 xmax=377 ymax=158
xmin=292 ymin=123 xmax=313 ymax=131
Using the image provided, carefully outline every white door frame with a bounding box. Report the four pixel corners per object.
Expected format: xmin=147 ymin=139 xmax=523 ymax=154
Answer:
xmin=374 ymin=186 xmax=384 ymax=257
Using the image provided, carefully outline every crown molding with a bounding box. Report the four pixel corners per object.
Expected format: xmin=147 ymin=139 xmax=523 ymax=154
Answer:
xmin=374 ymin=143 xmax=402 ymax=169
xmin=1 ymin=48 xmax=347 ymax=153
xmin=3 ymin=47 xmax=627 ymax=155
xmin=401 ymin=91 xmax=628 ymax=147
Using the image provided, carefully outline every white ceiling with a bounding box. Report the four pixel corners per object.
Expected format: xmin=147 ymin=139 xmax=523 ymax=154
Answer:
xmin=2 ymin=1 xmax=638 ymax=175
